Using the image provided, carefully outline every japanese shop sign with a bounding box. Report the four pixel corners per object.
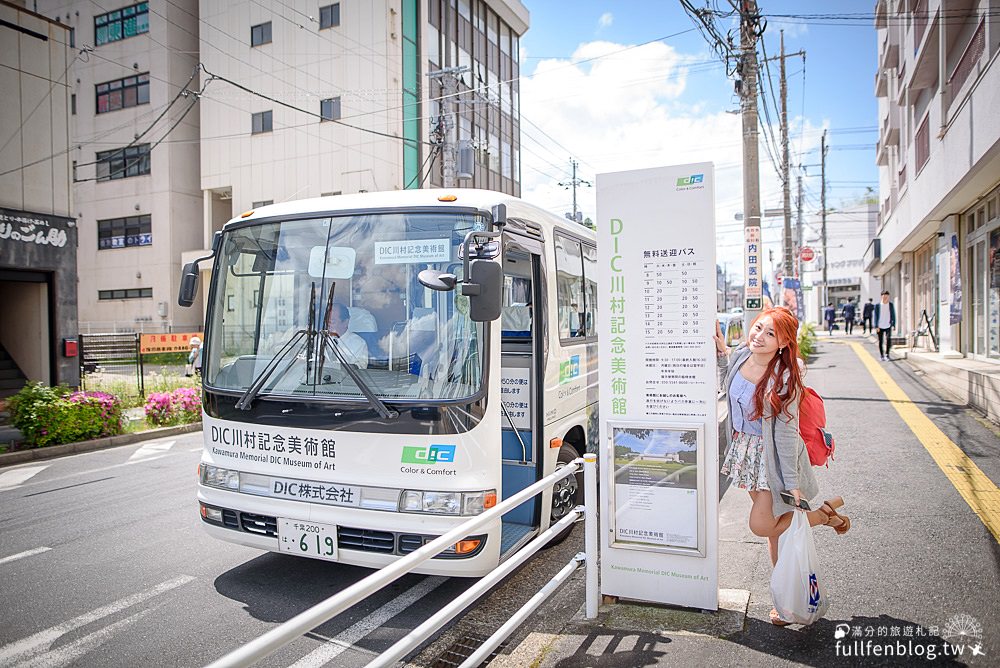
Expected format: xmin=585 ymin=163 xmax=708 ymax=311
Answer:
xmin=140 ymin=332 xmax=204 ymax=354
xmin=744 ymin=225 xmax=763 ymax=310
xmin=596 ymin=162 xmax=719 ymax=611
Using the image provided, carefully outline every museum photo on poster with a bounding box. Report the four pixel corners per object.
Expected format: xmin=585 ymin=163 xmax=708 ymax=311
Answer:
xmin=611 ymin=424 xmax=702 ymax=551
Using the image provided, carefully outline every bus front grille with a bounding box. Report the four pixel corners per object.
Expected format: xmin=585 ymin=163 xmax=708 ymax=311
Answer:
xmin=240 ymin=512 xmax=278 ymax=537
xmin=337 ymin=527 xmax=395 ymax=553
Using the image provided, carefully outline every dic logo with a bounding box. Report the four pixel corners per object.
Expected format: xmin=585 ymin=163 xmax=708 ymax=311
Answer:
xmin=401 ymin=444 xmax=456 ymax=465
xmin=675 ymin=173 xmax=704 ymax=186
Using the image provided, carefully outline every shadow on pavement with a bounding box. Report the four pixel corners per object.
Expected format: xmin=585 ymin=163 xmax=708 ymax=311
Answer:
xmin=551 ymin=631 xmax=672 ymax=667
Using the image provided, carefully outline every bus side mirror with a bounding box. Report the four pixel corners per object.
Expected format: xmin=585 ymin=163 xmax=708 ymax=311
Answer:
xmin=418 ymin=269 xmax=458 ymax=291
xmin=462 ymin=259 xmax=502 ymax=322
xmin=178 ymin=262 xmax=200 ymax=307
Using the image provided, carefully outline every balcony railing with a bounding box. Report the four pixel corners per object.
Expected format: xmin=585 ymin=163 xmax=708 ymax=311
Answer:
xmin=948 ymin=19 xmax=985 ymax=102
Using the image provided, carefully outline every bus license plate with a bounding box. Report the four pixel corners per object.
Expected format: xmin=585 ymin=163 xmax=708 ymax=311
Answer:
xmin=278 ymin=519 xmax=338 ymax=561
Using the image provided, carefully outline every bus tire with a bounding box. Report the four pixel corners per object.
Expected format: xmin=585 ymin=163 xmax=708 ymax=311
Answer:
xmin=546 ymin=444 xmax=583 ymax=546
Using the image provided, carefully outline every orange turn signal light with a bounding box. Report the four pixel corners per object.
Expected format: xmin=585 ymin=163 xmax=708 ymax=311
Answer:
xmin=483 ymin=491 xmax=497 ymax=509
xmin=549 ymin=437 xmax=563 ymax=449
xmin=453 ymin=539 xmax=482 ymax=555
xmin=240 ymin=210 xmax=254 ymax=218
xmin=438 ymin=194 xmax=458 ymax=202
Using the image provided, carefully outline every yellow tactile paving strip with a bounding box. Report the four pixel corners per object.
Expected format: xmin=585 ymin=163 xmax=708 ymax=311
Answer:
xmin=847 ymin=342 xmax=1000 ymax=544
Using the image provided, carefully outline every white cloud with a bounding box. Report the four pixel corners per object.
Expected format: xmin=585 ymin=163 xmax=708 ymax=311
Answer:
xmin=518 ymin=39 xmax=823 ymax=281
xmin=598 ymin=12 xmax=613 ymax=30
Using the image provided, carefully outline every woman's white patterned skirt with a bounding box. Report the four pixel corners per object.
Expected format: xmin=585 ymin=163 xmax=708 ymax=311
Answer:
xmin=721 ymin=430 xmax=769 ymax=491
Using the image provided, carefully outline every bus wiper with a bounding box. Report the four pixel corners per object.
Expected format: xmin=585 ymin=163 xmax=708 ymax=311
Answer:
xmin=235 ymin=330 xmax=308 ymax=410
xmin=321 ymin=332 xmax=399 ymax=420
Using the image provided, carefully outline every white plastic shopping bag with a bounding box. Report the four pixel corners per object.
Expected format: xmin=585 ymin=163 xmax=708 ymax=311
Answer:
xmin=770 ymin=511 xmax=830 ymax=625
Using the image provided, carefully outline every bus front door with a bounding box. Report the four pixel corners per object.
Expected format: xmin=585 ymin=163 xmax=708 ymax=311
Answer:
xmin=498 ymin=248 xmax=542 ymax=558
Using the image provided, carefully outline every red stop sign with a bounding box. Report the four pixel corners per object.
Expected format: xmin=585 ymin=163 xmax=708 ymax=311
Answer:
xmin=800 ymin=247 xmax=815 ymax=262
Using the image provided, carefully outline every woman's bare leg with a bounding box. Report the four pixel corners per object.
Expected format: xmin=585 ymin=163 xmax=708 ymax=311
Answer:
xmin=748 ymin=490 xmax=830 ymax=539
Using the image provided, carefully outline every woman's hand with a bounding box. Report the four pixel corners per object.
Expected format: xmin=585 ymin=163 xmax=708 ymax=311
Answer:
xmin=789 ymin=488 xmax=803 ymax=508
xmin=713 ymin=319 xmax=727 ymax=355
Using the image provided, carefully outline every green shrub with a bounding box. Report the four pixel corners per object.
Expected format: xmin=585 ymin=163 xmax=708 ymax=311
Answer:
xmin=798 ymin=322 xmax=817 ymax=359
xmin=8 ymin=384 xmax=124 ymax=447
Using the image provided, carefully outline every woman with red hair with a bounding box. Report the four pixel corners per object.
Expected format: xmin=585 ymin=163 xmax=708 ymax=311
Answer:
xmin=714 ymin=306 xmax=850 ymax=626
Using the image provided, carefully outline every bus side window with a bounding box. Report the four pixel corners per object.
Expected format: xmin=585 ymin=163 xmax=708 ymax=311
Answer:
xmin=555 ymin=234 xmax=586 ymax=340
xmin=582 ymin=243 xmax=598 ymax=337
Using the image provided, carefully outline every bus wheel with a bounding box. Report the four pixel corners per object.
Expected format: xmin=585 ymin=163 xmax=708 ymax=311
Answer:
xmin=546 ymin=444 xmax=583 ymax=546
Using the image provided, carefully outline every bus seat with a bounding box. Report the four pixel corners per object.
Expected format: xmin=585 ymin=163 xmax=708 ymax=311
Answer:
xmin=348 ymin=307 xmax=377 ymax=332
xmin=501 ymin=303 xmax=531 ymax=337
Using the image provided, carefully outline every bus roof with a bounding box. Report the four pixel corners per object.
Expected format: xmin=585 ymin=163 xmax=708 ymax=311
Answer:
xmin=224 ymin=188 xmax=595 ymax=241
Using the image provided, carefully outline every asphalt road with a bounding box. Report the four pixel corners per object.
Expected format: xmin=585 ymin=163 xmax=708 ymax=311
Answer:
xmin=0 ymin=433 xmax=583 ymax=668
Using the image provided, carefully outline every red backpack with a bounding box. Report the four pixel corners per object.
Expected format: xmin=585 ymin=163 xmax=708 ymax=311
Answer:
xmin=799 ymin=387 xmax=835 ymax=467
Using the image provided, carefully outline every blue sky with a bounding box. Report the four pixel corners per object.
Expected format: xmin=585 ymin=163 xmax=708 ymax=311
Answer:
xmin=517 ymin=1 xmax=880 ymax=277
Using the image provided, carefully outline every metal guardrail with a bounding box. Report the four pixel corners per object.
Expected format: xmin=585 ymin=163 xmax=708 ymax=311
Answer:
xmin=206 ymin=453 xmax=599 ymax=668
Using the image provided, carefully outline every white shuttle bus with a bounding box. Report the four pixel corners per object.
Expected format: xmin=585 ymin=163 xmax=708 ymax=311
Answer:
xmin=178 ymin=189 xmax=599 ymax=576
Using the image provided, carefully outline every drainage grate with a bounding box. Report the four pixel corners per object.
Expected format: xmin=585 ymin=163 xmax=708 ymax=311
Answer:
xmin=431 ymin=633 xmax=507 ymax=668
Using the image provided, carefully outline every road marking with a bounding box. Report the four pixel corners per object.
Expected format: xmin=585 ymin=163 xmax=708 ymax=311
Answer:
xmin=287 ymin=576 xmax=447 ymax=668
xmin=0 ymin=574 xmax=195 ymax=667
xmin=18 ymin=608 xmax=152 ymax=668
xmin=189 ymin=447 xmax=204 ymax=452
xmin=0 ymin=466 xmax=48 ymax=490
xmin=850 ymin=341 xmax=1000 ymax=544
xmin=0 ymin=547 xmax=52 ymax=566
xmin=128 ymin=440 xmax=176 ymax=462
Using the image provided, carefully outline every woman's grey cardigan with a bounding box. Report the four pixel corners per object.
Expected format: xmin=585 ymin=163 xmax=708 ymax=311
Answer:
xmin=719 ymin=343 xmax=819 ymax=518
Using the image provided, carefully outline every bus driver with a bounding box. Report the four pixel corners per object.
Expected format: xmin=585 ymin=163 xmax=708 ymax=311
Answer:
xmin=324 ymin=301 xmax=369 ymax=369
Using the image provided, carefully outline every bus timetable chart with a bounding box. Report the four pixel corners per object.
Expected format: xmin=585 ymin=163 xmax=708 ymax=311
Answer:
xmin=640 ymin=258 xmax=710 ymax=419
xmin=641 ymin=259 xmax=708 ymax=338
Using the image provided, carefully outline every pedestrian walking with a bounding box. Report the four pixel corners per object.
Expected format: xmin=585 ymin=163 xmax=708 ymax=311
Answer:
xmin=823 ymin=302 xmax=836 ymax=336
xmin=842 ymin=298 xmax=857 ymax=335
xmin=714 ymin=307 xmax=850 ymax=627
xmin=874 ymin=291 xmax=896 ymax=361
xmin=187 ymin=336 xmax=203 ymax=376
xmin=862 ymin=298 xmax=875 ymax=334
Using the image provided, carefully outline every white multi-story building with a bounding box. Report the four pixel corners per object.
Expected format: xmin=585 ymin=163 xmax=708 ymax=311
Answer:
xmin=30 ymin=0 xmax=527 ymax=333
xmin=36 ymin=0 xmax=204 ymax=334
xmin=187 ymin=0 xmax=528 ymax=327
xmin=868 ymin=0 xmax=1000 ymax=362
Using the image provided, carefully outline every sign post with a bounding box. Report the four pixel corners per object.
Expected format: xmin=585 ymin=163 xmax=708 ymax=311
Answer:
xmin=596 ymin=163 xmax=719 ymax=610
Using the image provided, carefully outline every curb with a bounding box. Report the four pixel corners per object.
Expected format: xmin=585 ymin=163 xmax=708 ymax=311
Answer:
xmin=0 ymin=422 xmax=203 ymax=468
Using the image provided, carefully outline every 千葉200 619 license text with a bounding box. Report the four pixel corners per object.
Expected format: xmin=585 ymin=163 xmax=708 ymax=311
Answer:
xmin=278 ymin=519 xmax=338 ymax=561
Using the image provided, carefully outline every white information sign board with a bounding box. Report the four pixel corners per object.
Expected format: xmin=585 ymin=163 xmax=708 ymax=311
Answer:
xmin=596 ymin=163 xmax=719 ymax=610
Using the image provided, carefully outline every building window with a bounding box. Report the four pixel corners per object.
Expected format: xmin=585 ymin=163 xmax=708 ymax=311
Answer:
xmin=251 ymin=21 xmax=272 ymax=46
xmin=97 ymin=214 xmax=152 ymax=250
xmin=96 ymin=73 xmax=150 ymax=114
xmin=69 ymin=27 xmax=75 ymax=48
xmin=251 ymin=200 xmax=273 ymax=208
xmin=96 ymin=144 xmax=151 ymax=181
xmin=319 ymin=3 xmax=340 ymax=29
xmin=915 ymin=114 xmax=930 ymax=173
xmin=71 ymin=94 xmax=76 ymax=115
xmin=94 ymin=3 xmax=149 ymax=46
xmin=99 ymin=287 xmax=153 ymax=300
xmin=252 ymin=110 xmax=273 ymax=134
xmin=320 ymin=97 xmax=341 ymax=121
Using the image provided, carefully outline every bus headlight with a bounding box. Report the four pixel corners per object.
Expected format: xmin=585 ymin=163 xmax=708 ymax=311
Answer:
xmin=201 ymin=464 xmax=240 ymax=491
xmin=400 ymin=490 xmax=461 ymax=515
xmin=399 ymin=489 xmax=496 ymax=515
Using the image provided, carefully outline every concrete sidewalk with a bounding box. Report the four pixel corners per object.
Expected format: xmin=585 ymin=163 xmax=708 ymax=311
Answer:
xmin=483 ymin=335 xmax=999 ymax=667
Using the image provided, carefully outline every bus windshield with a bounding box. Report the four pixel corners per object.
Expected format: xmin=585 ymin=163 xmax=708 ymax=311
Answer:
xmin=205 ymin=211 xmax=486 ymax=403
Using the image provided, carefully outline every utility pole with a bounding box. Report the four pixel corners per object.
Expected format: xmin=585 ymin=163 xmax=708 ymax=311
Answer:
xmin=427 ymin=66 xmax=468 ymax=188
xmin=740 ymin=0 xmax=762 ymax=324
xmin=796 ymin=171 xmax=804 ymax=279
xmin=821 ymin=129 xmax=829 ymax=313
xmin=559 ymin=158 xmax=591 ymax=224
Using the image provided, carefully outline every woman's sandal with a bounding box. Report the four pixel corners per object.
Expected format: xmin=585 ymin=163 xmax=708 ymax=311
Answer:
xmin=770 ymin=608 xmax=792 ymax=627
xmin=819 ymin=496 xmax=851 ymax=535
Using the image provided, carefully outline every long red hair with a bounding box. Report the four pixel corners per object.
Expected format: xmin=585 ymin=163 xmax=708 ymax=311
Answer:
xmin=748 ymin=307 xmax=805 ymax=422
